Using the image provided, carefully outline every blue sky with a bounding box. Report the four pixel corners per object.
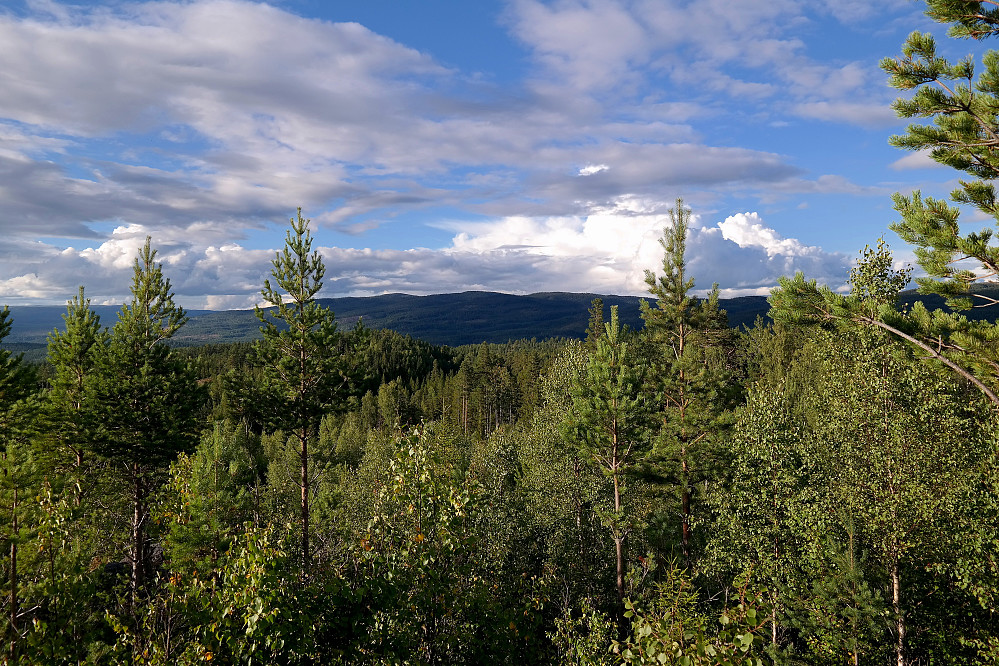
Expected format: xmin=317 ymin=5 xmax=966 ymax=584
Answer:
xmin=0 ymin=0 xmax=980 ymax=308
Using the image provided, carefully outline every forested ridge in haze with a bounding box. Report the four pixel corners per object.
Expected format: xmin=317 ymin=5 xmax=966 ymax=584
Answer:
xmin=3 ymin=3 xmax=999 ymax=664
xmin=1 ymin=291 xmax=774 ymax=355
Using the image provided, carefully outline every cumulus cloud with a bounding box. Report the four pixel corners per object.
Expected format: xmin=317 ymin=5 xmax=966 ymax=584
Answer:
xmin=0 ymin=209 xmax=849 ymax=307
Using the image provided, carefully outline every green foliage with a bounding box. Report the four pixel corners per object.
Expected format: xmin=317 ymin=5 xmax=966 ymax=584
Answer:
xmin=615 ymin=569 xmax=770 ymax=666
xmin=567 ymin=307 xmax=653 ymax=481
xmin=565 ymin=306 xmax=653 ymax=609
xmin=254 ymin=208 xmax=346 ymax=434
xmin=785 ymin=531 xmax=885 ymax=664
xmin=91 ymin=238 xmax=203 ymax=468
xmin=252 ymin=208 xmax=352 ymax=575
xmin=356 ymin=427 xmax=535 ymax=664
xmin=6 ymin=190 xmax=999 ymax=663
xmin=806 ymin=329 xmax=991 ymax=664
xmin=585 ymin=298 xmax=605 ymax=351
xmin=847 ymin=238 xmax=913 ymax=317
xmin=108 ymin=525 xmax=331 ymax=665
xmin=84 ymin=237 xmax=204 ymax=604
xmin=640 ymin=198 xmax=738 ymax=566
xmin=872 ymin=2 xmax=999 ymax=407
xmin=770 ymin=238 xmax=999 ymax=410
xmin=19 ymin=484 xmax=115 ymax=664
xmin=551 ymin=597 xmax=618 ymax=666
xmin=923 ymin=0 xmax=999 ymax=40
xmin=42 ymin=286 xmax=106 ymax=474
xmin=164 ymin=422 xmax=262 ymax=573
xmin=0 ymin=306 xmax=35 ymax=425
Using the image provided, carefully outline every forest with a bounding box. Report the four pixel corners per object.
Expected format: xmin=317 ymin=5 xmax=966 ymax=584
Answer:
xmin=3 ymin=2 xmax=999 ymax=664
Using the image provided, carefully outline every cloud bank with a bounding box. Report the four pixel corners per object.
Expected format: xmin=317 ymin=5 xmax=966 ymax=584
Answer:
xmin=0 ymin=208 xmax=849 ymax=308
xmin=0 ymin=0 xmax=908 ymax=307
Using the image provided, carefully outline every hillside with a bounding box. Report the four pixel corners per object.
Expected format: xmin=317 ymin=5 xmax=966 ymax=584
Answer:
xmin=9 ymin=286 xmax=999 ymax=355
xmin=3 ymin=291 xmax=772 ymax=351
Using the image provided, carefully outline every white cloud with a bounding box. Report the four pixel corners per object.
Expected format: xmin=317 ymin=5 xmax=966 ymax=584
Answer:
xmin=0 ymin=0 xmax=839 ymax=250
xmin=509 ymin=0 xmax=903 ymax=130
xmin=890 ymin=151 xmax=943 ymax=170
xmin=793 ymin=101 xmax=900 ymax=128
xmin=0 ymin=209 xmax=850 ymax=307
xmin=507 ymin=0 xmax=651 ymax=92
xmin=820 ymin=0 xmax=911 ymax=23
xmin=719 ymin=212 xmax=820 ymax=258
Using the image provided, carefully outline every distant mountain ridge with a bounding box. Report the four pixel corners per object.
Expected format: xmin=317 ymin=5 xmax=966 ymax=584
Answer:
xmin=8 ymin=286 xmax=999 ymax=354
xmin=2 ymin=291 xmax=771 ymax=350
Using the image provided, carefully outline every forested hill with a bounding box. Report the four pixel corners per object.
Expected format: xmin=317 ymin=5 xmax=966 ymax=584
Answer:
xmin=8 ymin=287 xmax=999 ymax=354
xmin=2 ymin=291 xmax=772 ymax=349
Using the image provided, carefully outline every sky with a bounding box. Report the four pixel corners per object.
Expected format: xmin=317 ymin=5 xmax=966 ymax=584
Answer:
xmin=0 ymin=0 xmax=982 ymax=309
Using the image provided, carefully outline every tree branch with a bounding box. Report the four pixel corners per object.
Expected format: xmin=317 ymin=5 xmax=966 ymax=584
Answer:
xmin=856 ymin=315 xmax=999 ymax=406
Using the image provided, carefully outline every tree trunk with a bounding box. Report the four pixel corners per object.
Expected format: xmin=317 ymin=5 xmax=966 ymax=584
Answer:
xmin=132 ymin=465 xmax=145 ymax=601
xmin=301 ymin=431 xmax=310 ymax=574
xmin=613 ymin=472 xmax=625 ymax=609
xmin=892 ymin=560 xmax=906 ymax=666
xmin=9 ymin=486 xmax=18 ymax=665
xmin=681 ymin=453 xmax=691 ymax=566
xmin=573 ymin=457 xmax=585 ymax=565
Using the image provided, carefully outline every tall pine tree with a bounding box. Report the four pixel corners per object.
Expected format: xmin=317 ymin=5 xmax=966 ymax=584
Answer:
xmin=91 ymin=238 xmax=203 ymax=598
xmin=255 ymin=209 xmax=345 ymax=573
xmin=0 ymin=306 xmax=38 ymax=663
xmin=565 ymin=305 xmax=653 ymax=613
xmin=44 ymin=286 xmax=106 ymax=473
xmin=640 ymin=198 xmax=737 ymax=566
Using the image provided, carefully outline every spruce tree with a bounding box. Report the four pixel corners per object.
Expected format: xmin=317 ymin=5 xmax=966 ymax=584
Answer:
xmin=255 ymin=208 xmax=345 ymax=573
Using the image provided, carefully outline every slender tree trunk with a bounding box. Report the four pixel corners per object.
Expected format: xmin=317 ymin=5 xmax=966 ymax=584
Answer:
xmin=613 ymin=469 xmax=625 ymax=609
xmin=301 ymin=431 xmax=310 ymax=574
xmin=892 ymin=559 xmax=906 ymax=666
xmin=573 ymin=456 xmax=586 ymax=565
xmin=612 ymin=467 xmax=628 ymax=645
xmin=9 ymin=486 xmax=18 ymax=665
xmin=772 ymin=458 xmax=780 ymax=660
xmin=849 ymin=529 xmax=859 ymax=666
xmin=681 ymin=452 xmax=690 ymax=566
xmin=132 ymin=465 xmax=145 ymax=601
xmin=253 ymin=480 xmax=261 ymax=530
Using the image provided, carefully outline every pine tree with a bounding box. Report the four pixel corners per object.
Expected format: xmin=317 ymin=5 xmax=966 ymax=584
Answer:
xmin=585 ymin=297 xmax=605 ymax=350
xmin=640 ymin=198 xmax=736 ymax=566
xmin=565 ymin=305 xmax=653 ymax=612
xmin=0 ymin=308 xmax=33 ymax=426
xmin=44 ymin=286 xmax=106 ymax=472
xmin=255 ymin=208 xmax=345 ymax=573
xmin=91 ymin=238 xmax=203 ymax=598
xmin=0 ymin=307 xmax=37 ymax=663
xmin=862 ymin=2 xmax=999 ymax=404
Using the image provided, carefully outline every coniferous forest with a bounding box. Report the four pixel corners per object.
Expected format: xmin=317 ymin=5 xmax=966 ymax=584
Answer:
xmin=4 ymin=3 xmax=999 ymax=664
